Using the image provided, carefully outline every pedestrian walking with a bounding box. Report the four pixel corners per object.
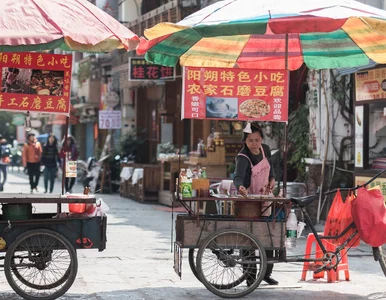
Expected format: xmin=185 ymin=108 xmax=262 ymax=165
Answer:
xmin=0 ymin=137 xmax=11 ymax=191
xmin=22 ymin=133 xmax=42 ymax=193
xmin=59 ymin=135 xmax=79 ymax=193
xmin=41 ymin=134 xmax=60 ymax=193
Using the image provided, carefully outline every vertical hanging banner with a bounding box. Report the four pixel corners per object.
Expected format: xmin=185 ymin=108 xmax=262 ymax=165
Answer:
xmin=182 ymin=67 xmax=289 ymax=121
xmin=0 ymin=52 xmax=72 ymax=115
xmin=355 ymin=106 xmax=364 ymax=168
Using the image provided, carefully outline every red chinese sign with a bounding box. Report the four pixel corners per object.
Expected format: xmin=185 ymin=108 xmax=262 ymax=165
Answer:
xmin=0 ymin=52 xmax=72 ymax=115
xmin=182 ymin=67 xmax=289 ymax=122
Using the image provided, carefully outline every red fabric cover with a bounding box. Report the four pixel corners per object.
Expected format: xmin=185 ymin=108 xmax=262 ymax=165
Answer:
xmin=351 ymin=187 xmax=386 ymax=247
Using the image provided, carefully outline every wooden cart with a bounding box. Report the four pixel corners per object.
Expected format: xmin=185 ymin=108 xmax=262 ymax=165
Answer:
xmin=0 ymin=193 xmax=107 ymax=300
xmin=174 ymin=196 xmax=290 ymax=298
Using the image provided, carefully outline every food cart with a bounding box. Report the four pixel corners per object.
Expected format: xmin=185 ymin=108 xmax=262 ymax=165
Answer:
xmin=0 ymin=50 xmax=110 ymax=300
xmin=0 ymin=2 xmax=139 ymax=299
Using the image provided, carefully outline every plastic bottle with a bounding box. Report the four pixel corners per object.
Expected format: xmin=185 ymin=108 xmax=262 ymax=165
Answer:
xmin=286 ymin=209 xmax=298 ymax=250
xmin=201 ymin=167 xmax=207 ymax=179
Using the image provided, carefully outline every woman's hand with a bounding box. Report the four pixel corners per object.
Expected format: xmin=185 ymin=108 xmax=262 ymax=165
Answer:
xmin=266 ymin=178 xmax=275 ymax=194
xmin=238 ymin=185 xmax=248 ymax=198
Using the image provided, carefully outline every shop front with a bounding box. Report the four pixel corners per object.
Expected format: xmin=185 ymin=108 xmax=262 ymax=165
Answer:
xmin=354 ymin=66 xmax=386 ymax=200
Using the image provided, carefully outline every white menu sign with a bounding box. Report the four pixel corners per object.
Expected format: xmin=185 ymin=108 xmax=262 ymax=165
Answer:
xmin=99 ymin=110 xmax=122 ymax=129
xmin=355 ymin=106 xmax=364 ymax=168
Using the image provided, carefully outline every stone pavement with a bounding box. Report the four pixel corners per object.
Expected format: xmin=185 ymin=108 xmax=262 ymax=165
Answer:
xmin=0 ymin=170 xmax=384 ymax=299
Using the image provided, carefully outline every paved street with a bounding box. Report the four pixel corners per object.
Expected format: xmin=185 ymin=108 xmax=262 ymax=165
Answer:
xmin=0 ymin=170 xmax=384 ymax=299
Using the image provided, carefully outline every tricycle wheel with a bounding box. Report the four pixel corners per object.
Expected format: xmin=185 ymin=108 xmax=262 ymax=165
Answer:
xmin=196 ymin=229 xmax=267 ymax=298
xmin=378 ymin=244 xmax=386 ymax=276
xmin=188 ymin=249 xmax=200 ymax=281
xmin=4 ymin=229 xmax=78 ymax=300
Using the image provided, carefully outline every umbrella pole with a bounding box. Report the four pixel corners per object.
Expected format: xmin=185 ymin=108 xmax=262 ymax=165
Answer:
xmin=59 ymin=117 xmax=69 ymax=213
xmin=282 ymin=34 xmax=289 ymax=198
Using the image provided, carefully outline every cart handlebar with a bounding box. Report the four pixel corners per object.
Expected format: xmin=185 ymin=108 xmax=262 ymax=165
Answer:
xmin=325 ymin=168 xmax=386 ymax=195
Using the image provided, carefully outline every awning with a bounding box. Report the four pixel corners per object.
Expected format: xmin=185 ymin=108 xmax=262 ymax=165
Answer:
xmin=336 ymin=60 xmax=379 ymax=76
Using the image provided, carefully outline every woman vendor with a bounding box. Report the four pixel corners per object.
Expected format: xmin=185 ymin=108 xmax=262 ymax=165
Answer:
xmin=233 ymin=121 xmax=278 ymax=286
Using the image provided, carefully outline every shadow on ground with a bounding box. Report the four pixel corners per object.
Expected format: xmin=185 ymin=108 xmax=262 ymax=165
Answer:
xmin=0 ymin=286 xmax=381 ymax=300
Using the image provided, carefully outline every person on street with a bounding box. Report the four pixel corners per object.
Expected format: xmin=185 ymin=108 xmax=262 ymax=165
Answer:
xmin=59 ymin=135 xmax=79 ymax=193
xmin=22 ymin=133 xmax=42 ymax=193
xmin=0 ymin=137 xmax=11 ymax=191
xmin=41 ymin=134 xmax=60 ymax=193
xmin=233 ymin=122 xmax=277 ymax=286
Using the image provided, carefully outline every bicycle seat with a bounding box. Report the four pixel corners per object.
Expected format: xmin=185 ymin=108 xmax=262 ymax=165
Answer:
xmin=291 ymin=194 xmax=319 ymax=207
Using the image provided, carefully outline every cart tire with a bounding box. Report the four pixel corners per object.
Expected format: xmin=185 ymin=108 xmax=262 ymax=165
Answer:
xmin=379 ymin=244 xmax=386 ymax=276
xmin=4 ymin=229 xmax=78 ymax=300
xmin=188 ymin=249 xmax=200 ymax=282
xmin=189 ymin=248 xmax=251 ymax=289
xmin=196 ymin=229 xmax=267 ymax=298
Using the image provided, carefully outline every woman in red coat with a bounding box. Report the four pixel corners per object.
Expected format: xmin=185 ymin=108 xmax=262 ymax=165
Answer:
xmin=59 ymin=136 xmax=79 ymax=193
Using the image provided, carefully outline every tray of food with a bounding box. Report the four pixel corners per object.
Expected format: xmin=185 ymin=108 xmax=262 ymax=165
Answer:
xmin=237 ymin=194 xmax=274 ymax=199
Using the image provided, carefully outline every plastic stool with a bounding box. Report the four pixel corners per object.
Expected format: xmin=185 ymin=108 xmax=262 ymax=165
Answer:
xmin=301 ymin=233 xmax=350 ymax=282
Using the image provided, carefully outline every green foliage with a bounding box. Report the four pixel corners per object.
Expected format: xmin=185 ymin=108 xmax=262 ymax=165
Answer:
xmin=288 ymin=103 xmax=312 ymax=181
xmin=77 ymin=60 xmax=91 ymax=86
xmin=120 ymin=132 xmax=146 ymax=162
xmin=0 ymin=112 xmax=16 ymax=142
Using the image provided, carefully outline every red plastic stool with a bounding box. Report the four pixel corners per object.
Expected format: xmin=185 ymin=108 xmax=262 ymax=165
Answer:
xmin=301 ymin=233 xmax=350 ymax=282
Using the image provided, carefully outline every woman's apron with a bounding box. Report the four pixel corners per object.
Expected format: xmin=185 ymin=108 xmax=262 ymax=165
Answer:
xmin=236 ymin=147 xmax=271 ymax=219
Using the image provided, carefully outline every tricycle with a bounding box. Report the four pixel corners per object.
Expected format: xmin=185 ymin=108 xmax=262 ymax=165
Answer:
xmin=174 ymin=171 xmax=386 ymax=298
xmin=0 ymin=193 xmax=107 ymax=300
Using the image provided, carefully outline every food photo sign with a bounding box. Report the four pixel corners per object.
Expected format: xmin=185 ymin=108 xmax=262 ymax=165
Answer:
xmin=0 ymin=52 xmax=72 ymax=115
xmin=182 ymin=67 xmax=289 ymax=122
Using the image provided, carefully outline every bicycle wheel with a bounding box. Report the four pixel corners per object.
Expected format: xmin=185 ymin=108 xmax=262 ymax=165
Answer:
xmin=4 ymin=229 xmax=78 ymax=300
xmin=196 ymin=229 xmax=267 ymax=298
xmin=378 ymin=244 xmax=386 ymax=276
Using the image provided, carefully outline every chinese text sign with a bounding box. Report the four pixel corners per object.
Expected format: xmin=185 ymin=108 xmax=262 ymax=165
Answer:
xmin=99 ymin=110 xmax=122 ymax=129
xmin=355 ymin=67 xmax=386 ymax=102
xmin=0 ymin=52 xmax=72 ymax=115
xmin=129 ymin=58 xmax=175 ymax=81
xmin=182 ymin=67 xmax=289 ymax=122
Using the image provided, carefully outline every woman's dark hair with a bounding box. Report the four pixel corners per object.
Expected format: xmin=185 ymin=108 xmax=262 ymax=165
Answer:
xmin=27 ymin=133 xmax=35 ymax=140
xmin=242 ymin=122 xmax=264 ymax=141
xmin=45 ymin=133 xmax=57 ymax=148
xmin=65 ymin=135 xmax=75 ymax=147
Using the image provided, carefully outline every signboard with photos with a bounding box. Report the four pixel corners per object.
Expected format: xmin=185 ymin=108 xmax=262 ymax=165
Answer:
xmin=355 ymin=67 xmax=386 ymax=102
xmin=129 ymin=58 xmax=175 ymax=81
xmin=182 ymin=66 xmax=289 ymax=121
xmin=0 ymin=52 xmax=72 ymax=115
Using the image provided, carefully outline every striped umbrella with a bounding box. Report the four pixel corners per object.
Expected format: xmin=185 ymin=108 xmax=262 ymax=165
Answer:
xmin=0 ymin=0 xmax=139 ymax=52
xmin=137 ymin=0 xmax=386 ymax=70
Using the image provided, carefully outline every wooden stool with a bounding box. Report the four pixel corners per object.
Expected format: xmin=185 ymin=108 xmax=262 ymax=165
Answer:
xmin=301 ymin=233 xmax=350 ymax=282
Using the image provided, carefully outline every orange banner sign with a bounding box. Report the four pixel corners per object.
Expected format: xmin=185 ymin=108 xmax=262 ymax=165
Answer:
xmin=355 ymin=67 xmax=386 ymax=102
xmin=0 ymin=52 xmax=72 ymax=115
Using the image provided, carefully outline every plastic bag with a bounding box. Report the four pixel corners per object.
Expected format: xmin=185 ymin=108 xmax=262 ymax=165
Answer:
xmin=324 ymin=189 xmax=344 ymax=242
xmin=352 ymin=187 xmax=386 ymax=247
xmin=337 ymin=192 xmax=360 ymax=248
xmin=86 ymin=198 xmax=110 ymax=217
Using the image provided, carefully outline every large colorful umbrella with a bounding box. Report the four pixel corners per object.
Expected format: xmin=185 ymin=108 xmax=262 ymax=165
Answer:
xmin=0 ymin=0 xmax=139 ymax=52
xmin=137 ymin=0 xmax=386 ymax=70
